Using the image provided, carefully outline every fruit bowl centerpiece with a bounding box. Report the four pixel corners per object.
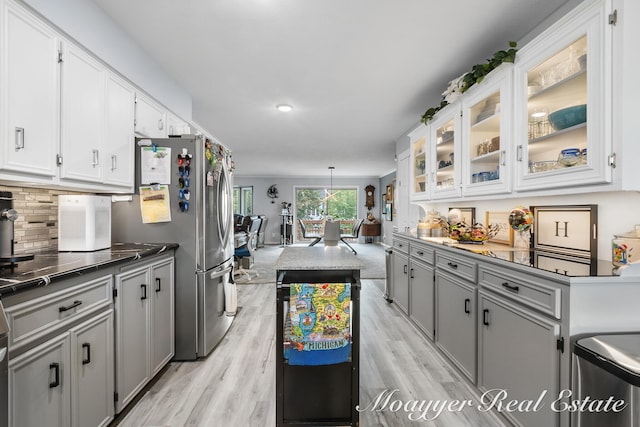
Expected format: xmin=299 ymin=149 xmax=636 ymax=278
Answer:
xmin=449 ymin=222 xmax=500 ymax=244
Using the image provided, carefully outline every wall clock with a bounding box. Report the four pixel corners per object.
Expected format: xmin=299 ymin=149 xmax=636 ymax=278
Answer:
xmin=365 ymin=185 xmax=375 ymax=209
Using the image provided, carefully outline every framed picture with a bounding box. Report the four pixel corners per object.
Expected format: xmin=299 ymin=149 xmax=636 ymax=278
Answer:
xmin=485 ymin=211 xmax=514 ymax=245
xmin=448 ymin=207 xmax=475 ymax=225
xmin=385 ymin=202 xmax=393 ymax=221
xmin=385 ymin=183 xmax=394 ymax=203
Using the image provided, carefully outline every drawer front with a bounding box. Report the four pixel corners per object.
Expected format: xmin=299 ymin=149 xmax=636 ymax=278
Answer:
xmin=6 ymin=275 xmax=112 ymax=349
xmin=410 ymin=243 xmax=434 ymax=265
xmin=393 ymin=237 xmax=409 ymax=254
xmin=478 ymin=265 xmax=561 ymax=319
xmin=435 ymin=251 xmax=477 ymax=283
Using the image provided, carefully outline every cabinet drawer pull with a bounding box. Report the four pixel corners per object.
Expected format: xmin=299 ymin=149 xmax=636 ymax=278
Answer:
xmin=92 ymin=149 xmax=100 ymax=167
xmin=82 ymin=343 xmax=91 ymax=365
xmin=483 ymin=309 xmax=490 ymax=326
xmin=410 ymin=268 xmax=414 ymax=279
xmin=141 ymin=284 xmax=148 ymax=300
xmin=59 ymin=300 xmax=82 ymax=312
xmin=15 ymin=127 xmax=25 ymax=150
xmin=417 ymin=250 xmax=424 ymax=256
xmin=447 ymin=261 xmax=458 ymax=269
xmin=111 ymin=154 xmax=117 ymax=171
xmin=403 ymin=265 xmax=408 ymax=275
xmin=156 ymin=278 xmax=162 ymax=292
xmin=49 ymin=363 xmax=60 ymax=388
xmin=464 ymin=298 xmax=470 ymax=314
xmin=502 ymin=282 xmax=520 ymax=293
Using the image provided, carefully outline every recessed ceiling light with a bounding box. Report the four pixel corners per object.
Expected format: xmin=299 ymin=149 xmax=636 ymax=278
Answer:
xmin=276 ymin=104 xmax=293 ymax=112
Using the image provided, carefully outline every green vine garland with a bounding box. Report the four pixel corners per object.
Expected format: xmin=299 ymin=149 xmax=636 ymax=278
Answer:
xmin=421 ymin=41 xmax=518 ymax=124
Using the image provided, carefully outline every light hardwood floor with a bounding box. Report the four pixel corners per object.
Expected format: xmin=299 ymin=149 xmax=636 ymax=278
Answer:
xmin=115 ymin=280 xmax=507 ymax=426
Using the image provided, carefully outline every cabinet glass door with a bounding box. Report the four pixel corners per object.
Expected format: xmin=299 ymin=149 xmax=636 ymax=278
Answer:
xmin=430 ymin=105 xmax=461 ymax=199
xmin=409 ymin=125 xmax=428 ymax=200
xmin=462 ymin=64 xmax=512 ymax=196
xmin=515 ymin=0 xmax=612 ymax=191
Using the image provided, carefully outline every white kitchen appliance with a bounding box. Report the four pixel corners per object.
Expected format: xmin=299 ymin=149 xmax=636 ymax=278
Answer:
xmin=58 ymin=195 xmax=111 ymax=251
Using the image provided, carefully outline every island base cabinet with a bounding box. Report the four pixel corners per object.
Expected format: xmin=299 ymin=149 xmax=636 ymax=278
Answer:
xmin=435 ymin=271 xmax=476 ymax=383
xmin=8 ymin=310 xmax=114 ymax=427
xmin=409 ymin=260 xmax=435 ymax=340
xmin=477 ymin=290 xmax=561 ymax=427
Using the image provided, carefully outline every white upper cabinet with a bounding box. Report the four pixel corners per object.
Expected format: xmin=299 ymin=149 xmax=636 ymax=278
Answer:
xmin=104 ymin=72 xmax=135 ymax=188
xmin=429 ymin=103 xmax=462 ymax=200
xmin=60 ymin=42 xmax=106 ymax=183
xmin=461 ymin=64 xmax=513 ymax=197
xmin=409 ymin=124 xmax=429 ymax=200
xmin=0 ymin=0 xmax=59 ymax=177
xmin=166 ymin=112 xmax=190 ymax=136
xmin=135 ymin=93 xmax=166 ymax=138
xmin=513 ymin=0 xmax=613 ymax=191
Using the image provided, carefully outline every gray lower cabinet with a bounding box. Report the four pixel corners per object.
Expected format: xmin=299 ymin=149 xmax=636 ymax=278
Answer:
xmin=392 ymin=250 xmax=409 ymax=315
xmin=409 ymin=259 xmax=434 ymax=340
xmin=114 ymin=255 xmax=175 ymax=413
xmin=151 ymin=258 xmax=175 ymax=376
xmin=435 ymin=270 xmax=476 ymax=383
xmin=478 ymin=290 xmax=561 ymax=427
xmin=8 ymin=310 xmax=114 ymax=427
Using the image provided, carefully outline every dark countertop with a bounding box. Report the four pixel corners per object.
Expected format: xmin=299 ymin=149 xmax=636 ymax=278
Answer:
xmin=0 ymin=243 xmax=178 ymax=296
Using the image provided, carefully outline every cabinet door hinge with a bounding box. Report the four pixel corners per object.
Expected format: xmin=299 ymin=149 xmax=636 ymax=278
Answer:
xmin=114 ymin=391 xmax=119 ymax=402
xmin=608 ymin=153 xmax=616 ymax=168
xmin=112 ymin=288 xmax=118 ymax=299
xmin=609 ymin=9 xmax=617 ymax=25
xmin=56 ymin=154 xmax=63 ymax=166
xmin=557 ymin=337 xmax=565 ymax=353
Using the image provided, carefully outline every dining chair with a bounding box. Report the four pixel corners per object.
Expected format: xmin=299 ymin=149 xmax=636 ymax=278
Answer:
xmin=298 ymin=218 xmax=322 ymax=246
xmin=340 ymin=218 xmax=364 ymax=254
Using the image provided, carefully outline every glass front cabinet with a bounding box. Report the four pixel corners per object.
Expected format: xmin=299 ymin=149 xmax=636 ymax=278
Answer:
xmin=461 ymin=64 xmax=513 ymax=197
xmin=429 ymin=104 xmax=462 ymax=200
xmin=513 ymin=0 xmax=613 ymax=191
xmin=409 ymin=125 xmax=429 ymax=200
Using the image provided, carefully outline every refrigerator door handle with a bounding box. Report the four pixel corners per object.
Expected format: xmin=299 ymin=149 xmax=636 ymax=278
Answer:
xmin=210 ymin=265 xmax=233 ymax=280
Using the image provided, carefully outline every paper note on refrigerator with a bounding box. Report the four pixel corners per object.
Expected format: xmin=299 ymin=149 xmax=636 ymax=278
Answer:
xmin=139 ymin=185 xmax=171 ymax=223
xmin=140 ymin=146 xmax=172 ymax=184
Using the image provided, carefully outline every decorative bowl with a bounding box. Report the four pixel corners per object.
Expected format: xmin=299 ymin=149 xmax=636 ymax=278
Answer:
xmin=548 ymin=104 xmax=587 ymax=130
xmin=449 ymin=223 xmax=500 ymax=244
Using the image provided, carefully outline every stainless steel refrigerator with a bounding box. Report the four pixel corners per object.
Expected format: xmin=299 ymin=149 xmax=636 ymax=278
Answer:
xmin=112 ymin=135 xmax=235 ymax=360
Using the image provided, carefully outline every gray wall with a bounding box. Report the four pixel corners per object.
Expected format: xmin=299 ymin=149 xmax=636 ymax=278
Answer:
xmin=234 ymin=176 xmax=383 ymax=245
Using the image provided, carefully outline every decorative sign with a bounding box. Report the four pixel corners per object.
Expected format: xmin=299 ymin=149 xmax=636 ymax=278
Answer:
xmin=485 ymin=211 xmax=514 ymax=245
xmin=531 ymin=205 xmax=597 ymax=260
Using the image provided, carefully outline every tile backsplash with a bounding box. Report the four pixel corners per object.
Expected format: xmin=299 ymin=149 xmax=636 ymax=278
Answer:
xmin=0 ymin=185 xmax=88 ymax=253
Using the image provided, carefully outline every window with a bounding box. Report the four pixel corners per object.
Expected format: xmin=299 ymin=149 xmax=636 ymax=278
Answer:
xmin=295 ymin=186 xmax=358 ymax=238
xmin=233 ymin=186 xmax=253 ymax=216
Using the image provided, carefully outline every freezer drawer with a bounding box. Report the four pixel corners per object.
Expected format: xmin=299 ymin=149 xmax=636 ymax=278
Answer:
xmin=196 ymin=261 xmax=234 ymax=357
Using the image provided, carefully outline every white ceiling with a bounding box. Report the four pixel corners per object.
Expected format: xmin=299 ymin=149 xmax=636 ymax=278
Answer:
xmin=91 ymin=0 xmax=571 ymax=178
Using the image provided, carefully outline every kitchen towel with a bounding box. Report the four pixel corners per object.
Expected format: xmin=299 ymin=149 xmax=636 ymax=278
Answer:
xmin=285 ymin=282 xmax=351 ymax=366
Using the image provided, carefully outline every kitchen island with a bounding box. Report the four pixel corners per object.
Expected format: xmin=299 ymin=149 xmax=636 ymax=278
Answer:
xmin=392 ymin=231 xmax=640 ymax=427
xmin=275 ymin=246 xmax=362 ymax=427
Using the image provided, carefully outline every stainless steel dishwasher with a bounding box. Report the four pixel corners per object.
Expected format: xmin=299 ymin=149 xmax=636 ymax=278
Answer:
xmin=573 ymin=334 xmax=640 ymax=427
